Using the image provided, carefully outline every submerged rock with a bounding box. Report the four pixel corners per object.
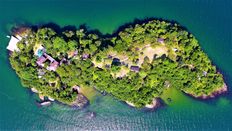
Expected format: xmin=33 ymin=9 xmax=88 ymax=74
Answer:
xmin=85 ymin=111 xmax=96 ymax=119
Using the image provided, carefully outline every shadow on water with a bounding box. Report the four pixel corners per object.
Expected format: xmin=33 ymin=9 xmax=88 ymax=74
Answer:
xmin=9 ymin=16 xmax=190 ymax=38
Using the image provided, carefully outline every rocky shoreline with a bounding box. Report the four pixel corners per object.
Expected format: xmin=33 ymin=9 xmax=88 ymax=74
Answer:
xmin=31 ymin=87 xmax=89 ymax=108
xmin=185 ymin=83 xmax=228 ymax=99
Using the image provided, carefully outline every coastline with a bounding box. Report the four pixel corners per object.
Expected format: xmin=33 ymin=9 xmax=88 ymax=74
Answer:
xmin=185 ymin=83 xmax=228 ymax=99
xmin=7 ymin=20 xmax=228 ymax=109
xmin=126 ymin=98 xmax=160 ymax=109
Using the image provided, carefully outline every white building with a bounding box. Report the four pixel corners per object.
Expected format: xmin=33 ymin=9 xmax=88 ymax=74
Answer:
xmin=6 ymin=36 xmax=21 ymax=52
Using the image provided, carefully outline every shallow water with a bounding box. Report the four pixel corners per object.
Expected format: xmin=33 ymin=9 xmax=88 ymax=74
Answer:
xmin=0 ymin=0 xmax=232 ymax=130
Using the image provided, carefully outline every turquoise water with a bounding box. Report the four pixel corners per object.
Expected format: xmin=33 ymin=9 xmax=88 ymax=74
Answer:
xmin=0 ymin=0 xmax=232 ymax=130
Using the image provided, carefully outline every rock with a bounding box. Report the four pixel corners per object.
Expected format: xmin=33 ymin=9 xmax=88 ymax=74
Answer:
xmin=145 ymin=98 xmax=159 ymax=109
xmin=167 ymin=98 xmax=172 ymax=102
xmin=126 ymin=101 xmax=135 ymax=107
xmin=85 ymin=111 xmax=96 ymax=119
xmin=31 ymin=87 xmax=39 ymax=93
xmin=71 ymin=93 xmax=89 ymax=108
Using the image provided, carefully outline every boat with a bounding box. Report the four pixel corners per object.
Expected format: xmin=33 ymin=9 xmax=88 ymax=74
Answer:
xmin=40 ymin=101 xmax=51 ymax=106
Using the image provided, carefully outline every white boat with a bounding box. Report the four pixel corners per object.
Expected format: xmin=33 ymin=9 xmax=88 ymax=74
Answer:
xmin=40 ymin=101 xmax=51 ymax=106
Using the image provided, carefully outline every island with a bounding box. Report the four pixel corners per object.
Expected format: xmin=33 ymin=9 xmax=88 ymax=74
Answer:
xmin=7 ymin=19 xmax=227 ymax=108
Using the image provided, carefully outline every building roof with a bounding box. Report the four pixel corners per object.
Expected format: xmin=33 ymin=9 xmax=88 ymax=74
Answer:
xmin=36 ymin=56 xmax=47 ymax=66
xmin=130 ymin=66 xmax=140 ymax=72
xmin=6 ymin=36 xmax=20 ymax=52
xmin=82 ymin=54 xmax=89 ymax=59
xmin=47 ymin=61 xmax=59 ymax=71
xmin=44 ymin=53 xmax=55 ymax=62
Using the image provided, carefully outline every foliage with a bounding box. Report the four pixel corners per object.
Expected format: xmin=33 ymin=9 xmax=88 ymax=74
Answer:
xmin=9 ymin=19 xmax=225 ymax=107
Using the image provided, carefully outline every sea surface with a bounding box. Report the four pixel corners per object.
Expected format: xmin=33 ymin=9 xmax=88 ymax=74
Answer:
xmin=0 ymin=0 xmax=232 ymax=130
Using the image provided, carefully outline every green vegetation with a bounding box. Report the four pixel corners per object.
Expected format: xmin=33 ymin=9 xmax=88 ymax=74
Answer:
xmin=9 ymin=19 xmax=225 ymax=107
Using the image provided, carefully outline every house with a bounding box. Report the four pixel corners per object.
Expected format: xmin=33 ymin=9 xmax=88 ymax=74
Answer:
xmin=36 ymin=56 xmax=47 ymax=67
xmin=6 ymin=36 xmax=20 ymax=52
xmin=47 ymin=61 xmax=59 ymax=71
xmin=44 ymin=53 xmax=55 ymax=62
xmin=130 ymin=66 xmax=140 ymax=72
xmin=82 ymin=54 xmax=89 ymax=60
xmin=36 ymin=52 xmax=59 ymax=71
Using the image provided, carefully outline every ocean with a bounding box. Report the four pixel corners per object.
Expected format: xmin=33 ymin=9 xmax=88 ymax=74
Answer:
xmin=0 ymin=0 xmax=232 ymax=130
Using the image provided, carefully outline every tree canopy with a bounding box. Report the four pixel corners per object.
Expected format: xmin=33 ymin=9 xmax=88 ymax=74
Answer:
xmin=9 ymin=19 xmax=225 ymax=107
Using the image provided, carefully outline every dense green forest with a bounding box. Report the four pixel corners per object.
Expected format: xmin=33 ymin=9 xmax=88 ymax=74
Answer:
xmin=9 ymin=19 xmax=225 ymax=107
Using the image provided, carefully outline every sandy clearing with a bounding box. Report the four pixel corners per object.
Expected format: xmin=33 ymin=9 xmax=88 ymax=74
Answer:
xmin=138 ymin=45 xmax=168 ymax=66
xmin=115 ymin=66 xmax=130 ymax=78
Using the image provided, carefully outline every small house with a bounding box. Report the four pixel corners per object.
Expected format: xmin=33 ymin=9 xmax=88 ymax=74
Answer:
xmin=82 ymin=54 xmax=89 ymax=60
xmin=47 ymin=61 xmax=59 ymax=71
xmin=130 ymin=66 xmax=140 ymax=72
xmin=44 ymin=53 xmax=55 ymax=62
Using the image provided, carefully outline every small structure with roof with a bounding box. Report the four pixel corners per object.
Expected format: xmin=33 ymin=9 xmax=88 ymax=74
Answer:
xmin=6 ymin=36 xmax=21 ymax=52
xmin=36 ymin=52 xmax=59 ymax=71
xmin=47 ymin=61 xmax=59 ymax=71
xmin=130 ymin=66 xmax=140 ymax=72
xmin=36 ymin=56 xmax=47 ymax=67
xmin=82 ymin=54 xmax=89 ymax=60
xmin=44 ymin=53 xmax=55 ymax=62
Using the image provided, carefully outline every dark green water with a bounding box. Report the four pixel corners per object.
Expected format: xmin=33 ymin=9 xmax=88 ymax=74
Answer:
xmin=0 ymin=0 xmax=232 ymax=130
